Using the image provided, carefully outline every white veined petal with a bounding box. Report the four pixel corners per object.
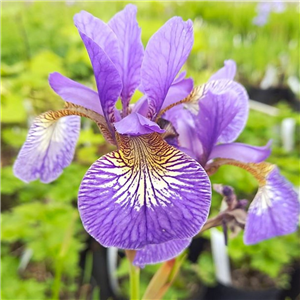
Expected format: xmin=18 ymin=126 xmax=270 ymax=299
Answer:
xmin=14 ymin=113 xmax=80 ymax=183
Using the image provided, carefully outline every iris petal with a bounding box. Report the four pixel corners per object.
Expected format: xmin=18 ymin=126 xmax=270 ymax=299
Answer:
xmin=14 ymin=113 xmax=80 ymax=183
xmin=141 ymin=17 xmax=193 ymax=119
xmin=195 ymin=81 xmax=248 ymax=164
xmin=133 ymin=72 xmax=192 ymax=117
xmin=209 ymin=141 xmax=272 ymax=163
xmin=165 ymin=105 xmax=203 ymax=161
xmin=49 ymin=72 xmax=103 ymax=115
xmin=209 ymin=60 xmax=236 ymax=81
xmin=205 ymin=159 xmax=299 ymax=245
xmin=74 ymin=10 xmax=120 ymax=67
xmin=114 ymin=112 xmax=165 ymax=136
xmin=78 ymin=133 xmax=211 ymax=249
xmin=161 ymin=74 xmax=193 ymax=111
xmin=133 ymin=239 xmax=191 ymax=267
xmin=199 ymin=80 xmax=249 ymax=144
xmin=108 ymin=4 xmax=144 ymax=113
xmin=79 ymin=33 xmax=123 ymax=129
xmin=244 ymin=166 xmax=299 ymax=245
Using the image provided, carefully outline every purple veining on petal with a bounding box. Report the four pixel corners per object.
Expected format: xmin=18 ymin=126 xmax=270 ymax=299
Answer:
xmin=195 ymin=80 xmax=249 ymax=164
xmin=141 ymin=17 xmax=194 ymax=119
xmin=114 ymin=112 xmax=165 ymax=136
xmin=209 ymin=60 xmax=236 ymax=81
xmin=205 ymin=80 xmax=249 ymax=144
xmin=14 ymin=115 xmax=80 ymax=183
xmin=133 ymin=239 xmax=191 ymax=267
xmin=78 ymin=133 xmax=211 ymax=249
xmin=79 ymin=33 xmax=123 ymax=128
xmin=74 ymin=10 xmax=120 ymax=67
xmin=244 ymin=167 xmax=300 ymax=245
xmin=209 ymin=140 xmax=272 ymax=163
xmin=108 ymin=4 xmax=144 ymax=113
xmin=49 ymin=72 xmax=103 ymax=115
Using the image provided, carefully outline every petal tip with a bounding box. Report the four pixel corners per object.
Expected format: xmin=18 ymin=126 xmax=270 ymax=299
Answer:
xmin=244 ymin=167 xmax=299 ymax=244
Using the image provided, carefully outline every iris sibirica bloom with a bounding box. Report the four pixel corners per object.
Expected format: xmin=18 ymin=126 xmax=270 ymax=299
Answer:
xmin=164 ymin=59 xmax=299 ymax=245
xmin=14 ymin=5 xmax=299 ymax=267
xmin=14 ymin=5 xmax=211 ymax=266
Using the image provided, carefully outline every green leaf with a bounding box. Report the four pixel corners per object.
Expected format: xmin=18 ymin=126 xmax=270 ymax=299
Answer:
xmin=1 ymin=94 xmax=27 ymax=123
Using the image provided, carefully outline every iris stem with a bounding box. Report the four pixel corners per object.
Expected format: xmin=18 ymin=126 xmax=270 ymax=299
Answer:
xmin=129 ymin=260 xmax=140 ymax=300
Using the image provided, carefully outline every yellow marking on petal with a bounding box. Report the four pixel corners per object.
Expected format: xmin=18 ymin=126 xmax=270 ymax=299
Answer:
xmin=111 ymin=132 xmax=195 ymax=210
xmin=156 ymin=85 xmax=205 ymax=121
xmin=41 ymin=102 xmax=115 ymax=145
xmin=156 ymin=80 xmax=236 ymax=121
xmin=206 ymin=158 xmax=275 ymax=186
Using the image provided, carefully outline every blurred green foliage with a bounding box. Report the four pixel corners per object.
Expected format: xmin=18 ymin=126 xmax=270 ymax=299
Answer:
xmin=1 ymin=1 xmax=299 ymax=299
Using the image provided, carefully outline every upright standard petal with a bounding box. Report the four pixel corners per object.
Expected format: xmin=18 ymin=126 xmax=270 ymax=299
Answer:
xmin=133 ymin=239 xmax=191 ymax=267
xmin=209 ymin=141 xmax=272 ymax=163
xmin=79 ymin=33 xmax=123 ymax=128
xmin=74 ymin=10 xmax=120 ymax=67
xmin=108 ymin=4 xmax=144 ymax=113
xmin=195 ymin=81 xmax=248 ymax=164
xmin=209 ymin=60 xmax=236 ymax=81
xmin=244 ymin=166 xmax=299 ymax=244
xmin=14 ymin=113 xmax=80 ymax=183
xmin=141 ymin=17 xmax=194 ymax=119
xmin=114 ymin=112 xmax=165 ymax=136
xmin=49 ymin=72 xmax=103 ymax=115
xmin=78 ymin=133 xmax=211 ymax=249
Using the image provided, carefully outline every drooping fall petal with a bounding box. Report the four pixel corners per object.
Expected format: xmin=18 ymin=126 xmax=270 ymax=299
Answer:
xmin=206 ymin=159 xmax=299 ymax=245
xmin=133 ymin=239 xmax=191 ymax=267
xmin=78 ymin=133 xmax=211 ymax=249
xmin=14 ymin=113 xmax=80 ymax=183
xmin=244 ymin=166 xmax=299 ymax=244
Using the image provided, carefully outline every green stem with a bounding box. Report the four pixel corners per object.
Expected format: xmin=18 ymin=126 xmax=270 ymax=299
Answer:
xmin=129 ymin=261 xmax=140 ymax=300
xmin=52 ymin=259 xmax=63 ymax=300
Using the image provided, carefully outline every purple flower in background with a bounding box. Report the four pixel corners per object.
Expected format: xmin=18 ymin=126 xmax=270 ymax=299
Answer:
xmin=14 ymin=5 xmax=211 ymax=267
xmin=253 ymin=1 xmax=286 ymax=26
xmin=163 ymin=60 xmax=299 ymax=245
xmin=164 ymin=60 xmax=272 ymax=167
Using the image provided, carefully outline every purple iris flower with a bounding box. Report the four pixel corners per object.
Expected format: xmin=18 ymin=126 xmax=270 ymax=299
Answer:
xmin=14 ymin=5 xmax=299 ymax=266
xmin=164 ymin=60 xmax=272 ymax=166
xmin=164 ymin=59 xmax=299 ymax=245
xmin=14 ymin=5 xmax=211 ymax=267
